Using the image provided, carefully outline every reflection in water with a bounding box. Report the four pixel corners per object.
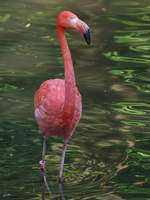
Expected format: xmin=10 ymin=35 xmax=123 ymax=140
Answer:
xmin=41 ymin=181 xmax=65 ymax=200
xmin=40 ymin=164 xmax=51 ymax=197
xmin=59 ymin=183 xmax=65 ymax=200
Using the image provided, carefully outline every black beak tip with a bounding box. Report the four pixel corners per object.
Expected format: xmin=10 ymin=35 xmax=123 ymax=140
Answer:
xmin=84 ymin=29 xmax=91 ymax=45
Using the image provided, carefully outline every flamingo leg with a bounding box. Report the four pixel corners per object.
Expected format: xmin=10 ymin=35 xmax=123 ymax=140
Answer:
xmin=58 ymin=140 xmax=68 ymax=183
xmin=40 ymin=136 xmax=51 ymax=194
xmin=42 ymin=136 xmax=47 ymax=161
xmin=40 ymin=136 xmax=46 ymax=170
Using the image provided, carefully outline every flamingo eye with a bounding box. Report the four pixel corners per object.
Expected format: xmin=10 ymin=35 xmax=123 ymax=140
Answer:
xmin=67 ymin=17 xmax=78 ymax=27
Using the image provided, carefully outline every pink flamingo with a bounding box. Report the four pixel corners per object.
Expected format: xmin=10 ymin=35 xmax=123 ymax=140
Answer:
xmin=34 ymin=11 xmax=90 ymax=182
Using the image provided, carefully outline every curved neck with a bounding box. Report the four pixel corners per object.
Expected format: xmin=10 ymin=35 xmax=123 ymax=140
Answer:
xmin=57 ymin=25 xmax=76 ymax=115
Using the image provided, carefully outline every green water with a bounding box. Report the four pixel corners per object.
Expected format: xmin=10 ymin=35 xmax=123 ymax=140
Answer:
xmin=0 ymin=0 xmax=150 ymax=199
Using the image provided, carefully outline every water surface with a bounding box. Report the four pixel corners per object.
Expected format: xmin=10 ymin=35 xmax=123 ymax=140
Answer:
xmin=0 ymin=0 xmax=150 ymax=199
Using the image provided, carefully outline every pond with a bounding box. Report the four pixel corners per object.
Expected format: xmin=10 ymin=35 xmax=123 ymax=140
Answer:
xmin=0 ymin=0 xmax=150 ymax=199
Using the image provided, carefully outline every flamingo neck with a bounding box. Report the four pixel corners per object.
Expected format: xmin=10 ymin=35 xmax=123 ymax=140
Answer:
xmin=57 ymin=26 xmax=76 ymax=115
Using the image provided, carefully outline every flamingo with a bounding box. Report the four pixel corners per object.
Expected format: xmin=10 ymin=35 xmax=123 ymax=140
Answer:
xmin=34 ymin=11 xmax=90 ymax=183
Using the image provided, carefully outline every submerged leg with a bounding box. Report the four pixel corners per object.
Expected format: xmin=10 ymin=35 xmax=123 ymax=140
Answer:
xmin=59 ymin=182 xmax=65 ymax=200
xmin=58 ymin=140 xmax=68 ymax=183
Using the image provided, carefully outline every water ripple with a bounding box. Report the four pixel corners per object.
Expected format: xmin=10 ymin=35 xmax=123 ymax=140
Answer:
xmin=111 ymin=102 xmax=150 ymax=116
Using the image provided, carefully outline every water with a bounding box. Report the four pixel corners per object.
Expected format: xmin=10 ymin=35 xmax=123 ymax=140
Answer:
xmin=0 ymin=0 xmax=150 ymax=199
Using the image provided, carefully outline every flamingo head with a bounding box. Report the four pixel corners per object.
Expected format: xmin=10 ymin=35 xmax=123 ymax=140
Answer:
xmin=57 ymin=11 xmax=90 ymax=44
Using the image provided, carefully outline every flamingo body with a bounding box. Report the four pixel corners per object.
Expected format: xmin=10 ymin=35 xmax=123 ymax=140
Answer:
xmin=34 ymin=78 xmax=81 ymax=140
xmin=34 ymin=11 xmax=90 ymax=182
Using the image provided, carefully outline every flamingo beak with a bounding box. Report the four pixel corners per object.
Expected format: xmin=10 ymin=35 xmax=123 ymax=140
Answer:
xmin=84 ymin=29 xmax=90 ymax=45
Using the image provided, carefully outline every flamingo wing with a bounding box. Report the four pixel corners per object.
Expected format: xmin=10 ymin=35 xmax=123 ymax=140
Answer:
xmin=34 ymin=78 xmax=82 ymax=139
xmin=34 ymin=79 xmax=65 ymax=136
